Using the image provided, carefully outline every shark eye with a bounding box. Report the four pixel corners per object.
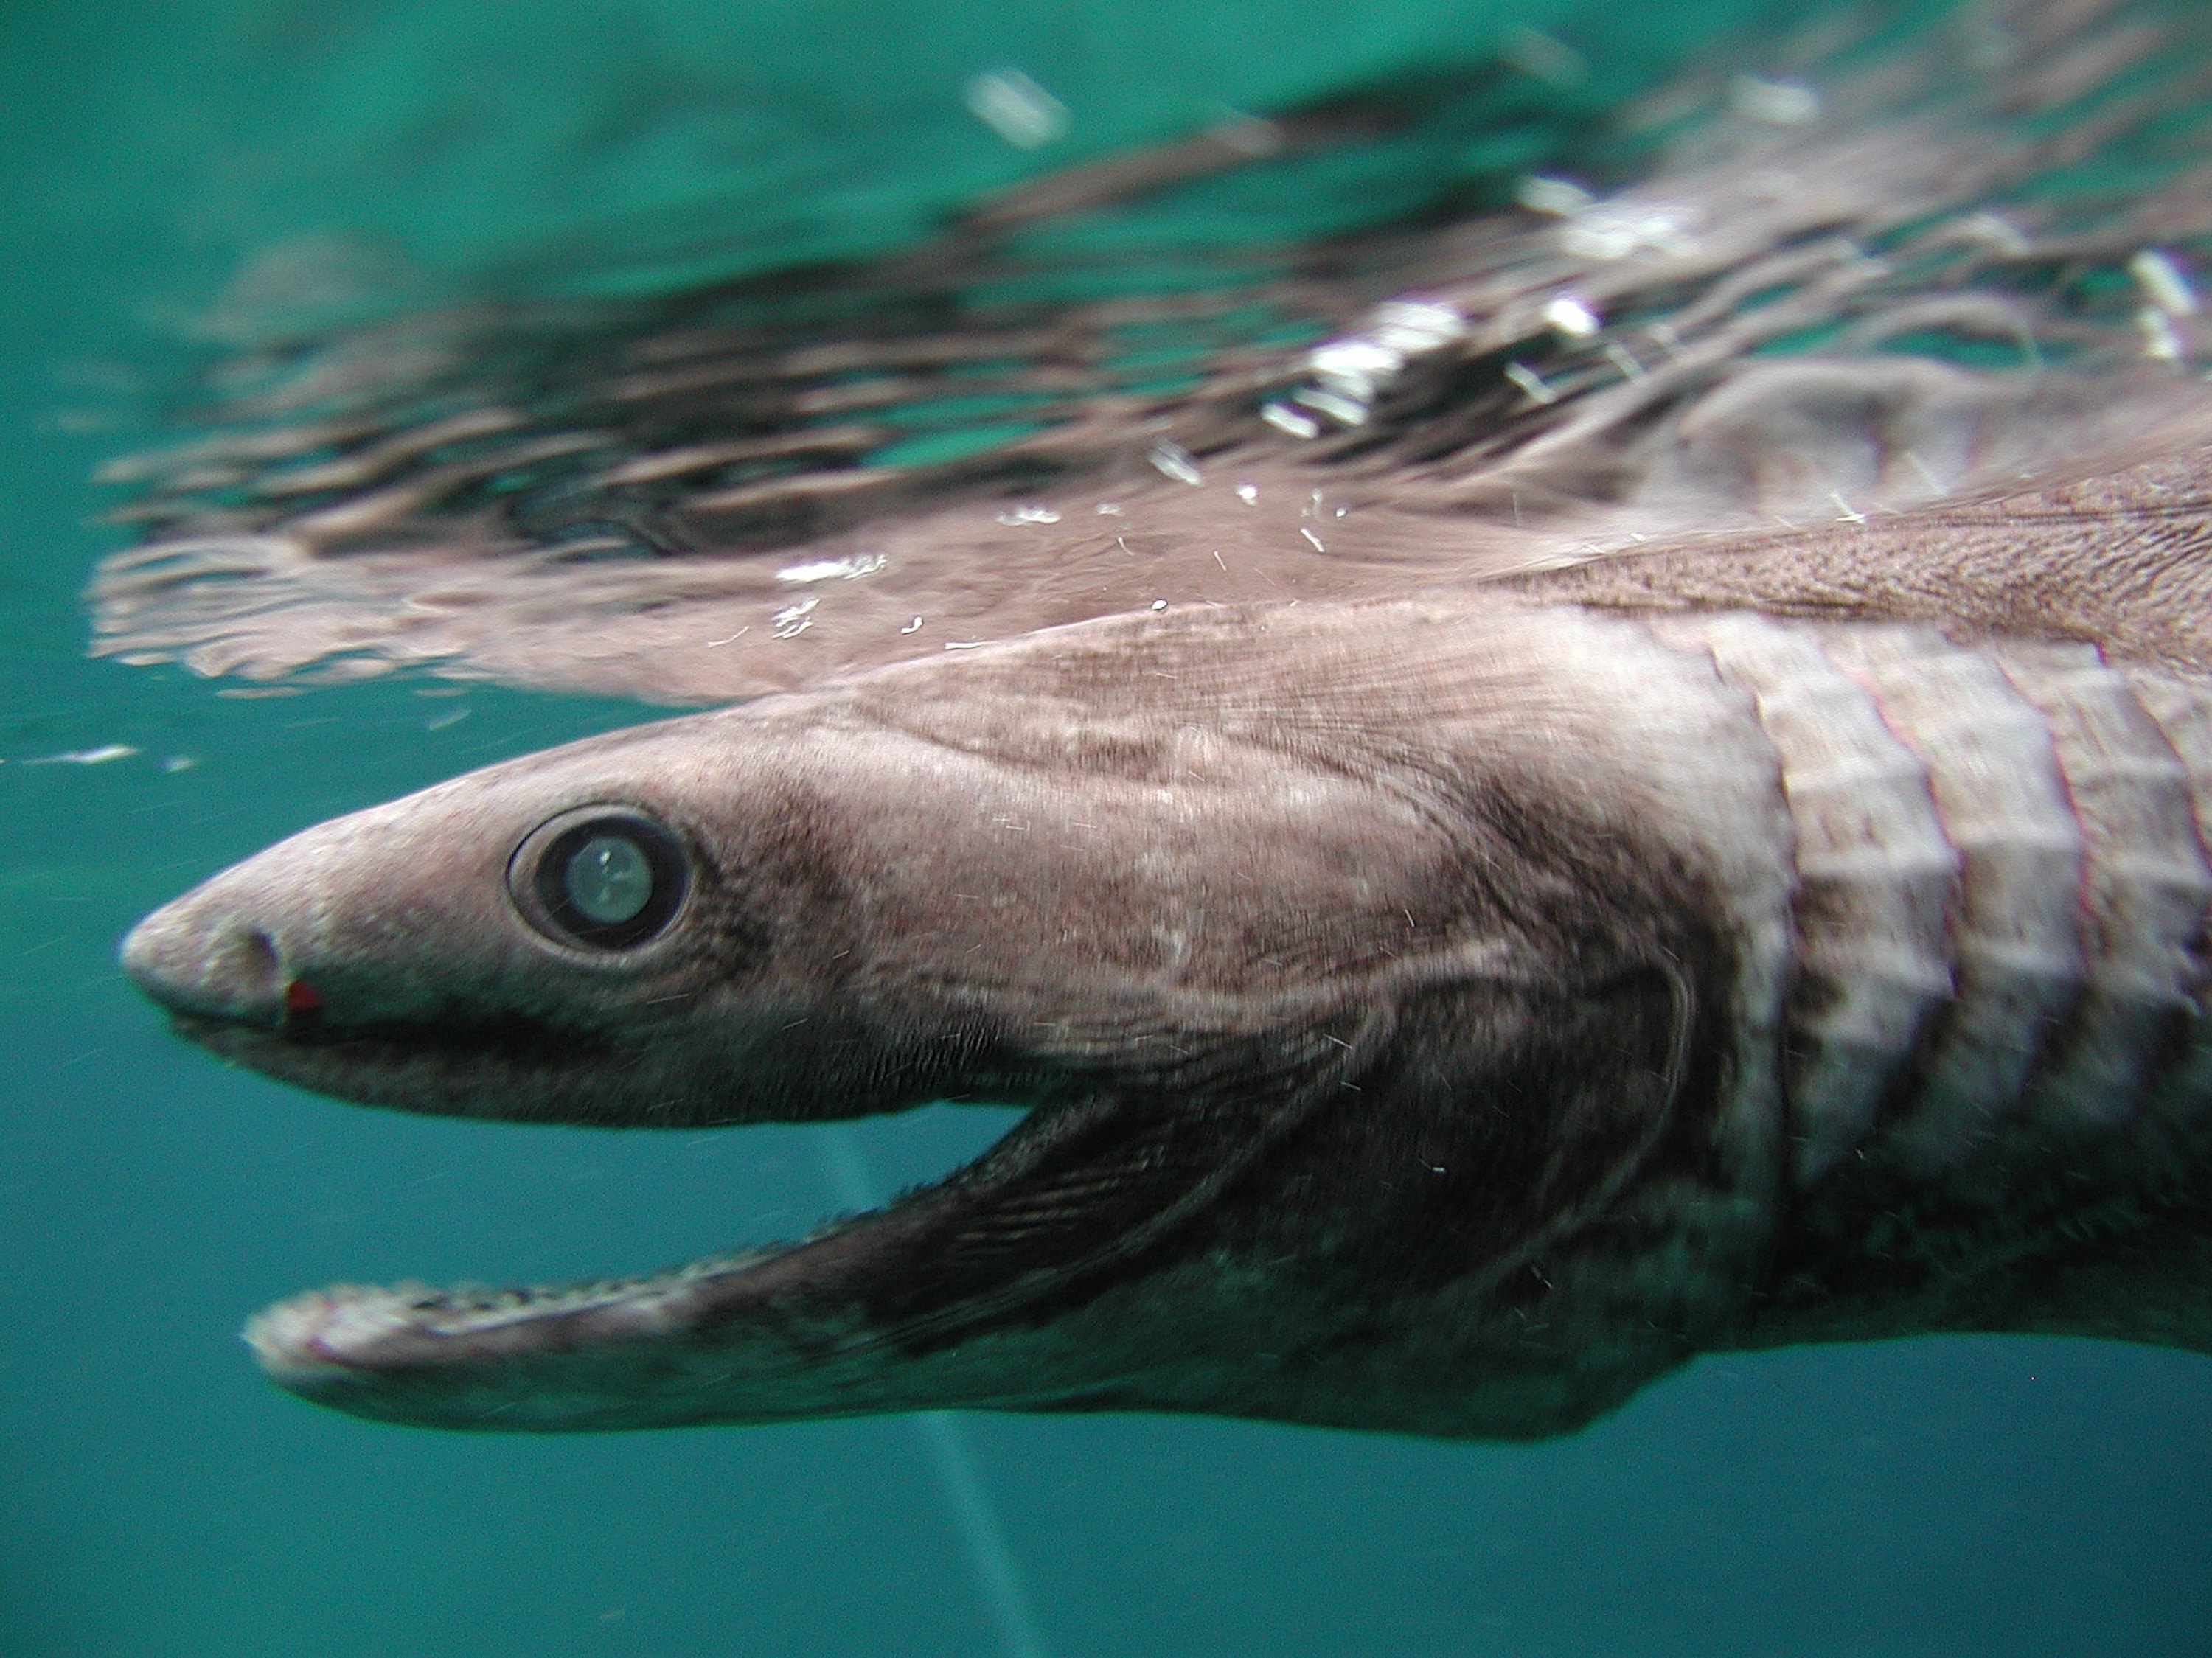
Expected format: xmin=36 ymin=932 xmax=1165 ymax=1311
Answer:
xmin=510 ymin=808 xmax=689 ymax=950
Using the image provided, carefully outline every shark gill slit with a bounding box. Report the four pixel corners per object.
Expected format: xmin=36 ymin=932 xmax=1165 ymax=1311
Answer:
xmin=1652 ymin=612 xmax=2212 ymax=1191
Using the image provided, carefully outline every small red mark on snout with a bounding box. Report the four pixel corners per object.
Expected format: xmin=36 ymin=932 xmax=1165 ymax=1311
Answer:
xmin=283 ymin=979 xmax=324 ymax=1019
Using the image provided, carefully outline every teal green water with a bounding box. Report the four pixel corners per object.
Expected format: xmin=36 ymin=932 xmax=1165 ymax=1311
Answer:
xmin=4 ymin=2 xmax=2211 ymax=1653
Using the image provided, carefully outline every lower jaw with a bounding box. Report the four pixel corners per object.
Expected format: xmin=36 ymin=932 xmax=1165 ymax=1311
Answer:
xmin=238 ymin=1096 xmax=1048 ymax=1427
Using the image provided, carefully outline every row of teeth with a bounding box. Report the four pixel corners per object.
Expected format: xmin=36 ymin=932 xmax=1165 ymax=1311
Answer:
xmin=269 ymin=1199 xmax=896 ymax=1345
xmin=376 ymin=1242 xmax=795 ymax=1321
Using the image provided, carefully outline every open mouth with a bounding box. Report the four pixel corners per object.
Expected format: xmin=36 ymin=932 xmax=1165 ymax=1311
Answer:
xmin=242 ymin=1105 xmax=1018 ymax=1406
xmin=230 ymin=1061 xmax=1321 ymax=1431
xmin=123 ymin=868 xmax=1374 ymax=1431
xmin=239 ymin=1098 xmax=1065 ymax=1428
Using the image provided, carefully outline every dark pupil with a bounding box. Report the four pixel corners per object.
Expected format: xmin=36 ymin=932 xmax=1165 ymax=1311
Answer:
xmin=564 ymin=835 xmax=653 ymax=924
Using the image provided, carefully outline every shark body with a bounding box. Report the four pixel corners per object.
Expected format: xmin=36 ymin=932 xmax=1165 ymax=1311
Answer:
xmin=108 ymin=0 xmax=2212 ymax=1435
xmin=123 ymin=463 xmax=2212 ymax=1434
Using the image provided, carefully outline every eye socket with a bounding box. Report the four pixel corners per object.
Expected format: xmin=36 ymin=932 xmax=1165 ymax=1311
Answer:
xmin=509 ymin=808 xmax=689 ymax=951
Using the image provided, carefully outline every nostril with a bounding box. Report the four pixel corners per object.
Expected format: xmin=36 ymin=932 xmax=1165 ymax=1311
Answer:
xmin=121 ymin=905 xmax=293 ymax=1026
xmin=196 ymin=927 xmax=291 ymax=1028
xmin=229 ymin=929 xmax=284 ymax=1006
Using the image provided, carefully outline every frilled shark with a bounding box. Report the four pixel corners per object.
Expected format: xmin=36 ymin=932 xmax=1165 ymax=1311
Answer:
xmin=108 ymin=0 xmax=2212 ymax=1437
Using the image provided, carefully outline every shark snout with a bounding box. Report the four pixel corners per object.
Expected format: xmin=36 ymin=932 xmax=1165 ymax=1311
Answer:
xmin=122 ymin=890 xmax=292 ymax=1028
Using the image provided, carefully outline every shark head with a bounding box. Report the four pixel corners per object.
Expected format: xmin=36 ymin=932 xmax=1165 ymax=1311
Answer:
xmin=122 ymin=603 xmax=1783 ymax=1438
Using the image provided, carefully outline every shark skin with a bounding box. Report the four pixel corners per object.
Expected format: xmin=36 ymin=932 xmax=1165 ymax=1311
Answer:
xmin=102 ymin=0 xmax=2212 ymax=1436
xmin=122 ymin=599 xmax=1787 ymax=1436
xmin=121 ymin=562 xmax=2212 ymax=1438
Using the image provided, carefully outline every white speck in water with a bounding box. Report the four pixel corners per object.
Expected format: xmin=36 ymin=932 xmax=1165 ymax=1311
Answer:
xmin=160 ymin=755 xmax=198 ymax=773
xmin=771 ymin=596 xmax=820 ymax=638
xmin=1560 ymin=202 xmax=1697 ymax=261
xmin=1964 ymin=212 xmax=2031 ymax=255
xmin=2130 ymin=249 xmax=2200 ymax=317
xmin=705 ymin=627 xmax=749 ymax=647
xmin=962 ymin=69 xmax=1069 ymax=149
xmin=1094 ymin=501 xmax=1124 ymax=515
xmin=1542 ymin=294 xmax=1601 ymax=338
xmin=2140 ymin=306 xmax=2186 ymax=363
xmin=900 ymin=616 xmax=924 ymax=635
xmin=1212 ymin=549 xmax=1228 ymax=571
xmin=945 ymin=639 xmax=990 ymax=650
xmin=993 ymin=505 xmax=1062 ymax=526
xmin=1731 ymin=74 xmax=1820 ymax=125
xmin=1515 ymin=175 xmax=1593 ymax=216
xmin=1310 ymin=338 xmax=1405 ymax=400
xmin=1832 ymin=492 xmax=1867 ymax=525
xmin=1262 ymin=402 xmax=1321 ymax=439
xmin=1147 ymin=441 xmax=1203 ymax=485
xmin=1301 ymin=526 xmax=1326 ymax=553
xmin=1503 ymin=362 xmax=1558 ymax=405
xmin=1902 ymin=449 xmax=1947 ymax=492
xmin=1372 ymin=299 xmax=1465 ymax=352
xmin=1291 ymin=387 xmax=1368 ymax=426
xmin=775 ymin=551 xmax=886 ymax=583
xmin=27 ymin=744 xmax=138 ymax=765
xmin=1150 ymin=599 xmax=1169 ymax=611
xmin=1236 ymin=483 xmax=1258 ymax=505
